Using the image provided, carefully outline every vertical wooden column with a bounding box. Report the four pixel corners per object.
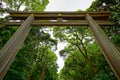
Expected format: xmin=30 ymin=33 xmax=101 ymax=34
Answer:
xmin=0 ymin=14 xmax=34 ymax=79
xmin=86 ymin=14 xmax=120 ymax=79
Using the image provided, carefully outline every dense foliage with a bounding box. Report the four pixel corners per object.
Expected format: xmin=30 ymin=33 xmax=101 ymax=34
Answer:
xmin=54 ymin=26 xmax=117 ymax=80
xmin=87 ymin=0 xmax=120 ymax=50
xmin=0 ymin=0 xmax=120 ymax=80
xmin=0 ymin=27 xmax=59 ymax=80
xmin=57 ymin=0 xmax=120 ymax=80
xmin=0 ymin=0 xmax=49 ymax=11
xmin=0 ymin=0 xmax=58 ymax=80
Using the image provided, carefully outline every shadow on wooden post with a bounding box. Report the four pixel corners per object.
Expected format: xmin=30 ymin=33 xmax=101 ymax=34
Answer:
xmin=0 ymin=14 xmax=34 ymax=79
xmin=86 ymin=14 xmax=120 ymax=80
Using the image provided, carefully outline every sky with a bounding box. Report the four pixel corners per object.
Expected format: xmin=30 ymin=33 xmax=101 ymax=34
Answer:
xmin=0 ymin=0 xmax=95 ymax=72
xmin=45 ymin=0 xmax=95 ymax=72
xmin=45 ymin=0 xmax=95 ymax=11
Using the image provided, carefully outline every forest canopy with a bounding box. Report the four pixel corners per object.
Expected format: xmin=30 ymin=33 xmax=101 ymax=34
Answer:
xmin=0 ymin=0 xmax=120 ymax=80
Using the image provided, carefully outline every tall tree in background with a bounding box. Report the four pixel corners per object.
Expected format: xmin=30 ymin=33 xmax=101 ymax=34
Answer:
xmin=87 ymin=0 xmax=120 ymax=48
xmin=54 ymin=26 xmax=117 ymax=80
xmin=0 ymin=0 xmax=120 ymax=80
xmin=0 ymin=0 xmax=59 ymax=80
xmin=0 ymin=0 xmax=49 ymax=11
xmin=54 ymin=0 xmax=120 ymax=78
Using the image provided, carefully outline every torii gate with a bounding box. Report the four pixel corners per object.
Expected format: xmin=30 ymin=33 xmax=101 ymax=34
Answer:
xmin=0 ymin=11 xmax=120 ymax=80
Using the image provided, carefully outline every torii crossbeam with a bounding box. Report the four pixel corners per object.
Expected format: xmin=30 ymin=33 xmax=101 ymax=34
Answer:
xmin=4 ymin=11 xmax=115 ymax=26
xmin=0 ymin=11 xmax=120 ymax=80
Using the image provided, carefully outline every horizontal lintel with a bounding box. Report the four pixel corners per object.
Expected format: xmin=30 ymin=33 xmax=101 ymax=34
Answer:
xmin=6 ymin=21 xmax=115 ymax=26
xmin=9 ymin=11 xmax=110 ymax=20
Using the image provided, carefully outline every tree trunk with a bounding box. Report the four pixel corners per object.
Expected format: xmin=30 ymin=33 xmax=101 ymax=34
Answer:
xmin=39 ymin=63 xmax=46 ymax=80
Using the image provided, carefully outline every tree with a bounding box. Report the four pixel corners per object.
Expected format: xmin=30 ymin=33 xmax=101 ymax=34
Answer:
xmin=2 ymin=27 xmax=58 ymax=80
xmin=0 ymin=0 xmax=59 ymax=80
xmin=0 ymin=0 xmax=49 ymax=11
xmin=51 ymin=1 xmax=119 ymax=79
xmin=53 ymin=25 xmax=117 ymax=79
xmin=1 ymin=0 xmax=119 ymax=79
xmin=87 ymin=0 xmax=120 ymax=41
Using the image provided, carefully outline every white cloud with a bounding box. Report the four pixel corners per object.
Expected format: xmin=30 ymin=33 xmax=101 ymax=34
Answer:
xmin=45 ymin=0 xmax=95 ymax=72
xmin=55 ymin=42 xmax=67 ymax=72
xmin=45 ymin=0 xmax=95 ymax=11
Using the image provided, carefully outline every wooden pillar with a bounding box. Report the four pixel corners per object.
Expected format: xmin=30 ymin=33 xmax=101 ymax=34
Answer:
xmin=86 ymin=14 xmax=120 ymax=79
xmin=0 ymin=14 xmax=34 ymax=79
